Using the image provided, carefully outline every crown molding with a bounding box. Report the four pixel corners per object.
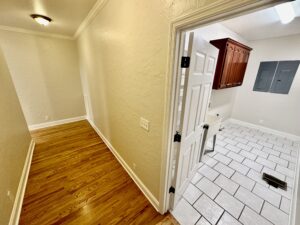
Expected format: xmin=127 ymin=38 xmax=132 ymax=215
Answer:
xmin=0 ymin=0 xmax=107 ymax=40
xmin=73 ymin=0 xmax=108 ymax=38
xmin=0 ymin=25 xmax=74 ymax=40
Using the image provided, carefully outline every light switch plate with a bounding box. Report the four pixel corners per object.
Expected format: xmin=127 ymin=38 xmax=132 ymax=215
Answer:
xmin=140 ymin=117 xmax=150 ymax=131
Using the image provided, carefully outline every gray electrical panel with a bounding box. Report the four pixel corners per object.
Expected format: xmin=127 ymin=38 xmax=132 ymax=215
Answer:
xmin=253 ymin=60 xmax=300 ymax=94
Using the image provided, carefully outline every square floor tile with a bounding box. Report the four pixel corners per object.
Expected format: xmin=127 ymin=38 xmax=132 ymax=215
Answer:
xmin=231 ymin=172 xmax=255 ymax=191
xmin=239 ymin=207 xmax=273 ymax=225
xmin=192 ymin=173 xmax=203 ymax=184
xmin=248 ymin=142 xmax=263 ymax=150
xmin=251 ymin=148 xmax=268 ymax=159
xmin=235 ymin=186 xmax=263 ymax=213
xmin=172 ymin=198 xmax=201 ymax=225
xmin=214 ymin=175 xmax=239 ymax=195
xmin=247 ymin=169 xmax=268 ymax=187
xmin=280 ymin=197 xmax=291 ymax=214
xmin=268 ymin=155 xmax=288 ymax=167
xmin=196 ymin=217 xmax=211 ymax=225
xmin=229 ymin=160 xmax=249 ymax=175
xmin=225 ymin=144 xmax=241 ymax=153
xmin=194 ymin=194 xmax=224 ymax=225
xmin=196 ymin=177 xmax=221 ymax=199
xmin=240 ymin=150 xmax=257 ymax=161
xmin=243 ymin=159 xmax=263 ymax=172
xmin=262 ymin=147 xmax=280 ymax=157
xmin=253 ymin=183 xmax=281 ymax=207
xmin=215 ymin=146 xmax=230 ymax=155
xmin=202 ymin=155 xmax=218 ymax=167
xmin=224 ymin=138 xmax=238 ymax=146
xmin=183 ymin=183 xmax=203 ymax=205
xmin=214 ymin=162 xmax=235 ymax=178
xmin=199 ymin=165 xmax=220 ymax=181
xmin=276 ymin=164 xmax=294 ymax=178
xmin=261 ymin=202 xmax=289 ymax=225
xmin=280 ymin=153 xmax=296 ymax=163
xmin=256 ymin=157 xmax=276 ymax=170
xmin=236 ymin=143 xmax=252 ymax=151
xmin=215 ymin=190 xmax=244 ymax=219
xmin=217 ymin=212 xmax=242 ymax=225
xmin=214 ymin=153 xmax=232 ymax=165
xmin=227 ymin=152 xmax=245 ymax=163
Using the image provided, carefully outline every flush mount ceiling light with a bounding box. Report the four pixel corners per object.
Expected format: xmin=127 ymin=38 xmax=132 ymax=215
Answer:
xmin=30 ymin=14 xmax=52 ymax=26
xmin=275 ymin=2 xmax=295 ymax=24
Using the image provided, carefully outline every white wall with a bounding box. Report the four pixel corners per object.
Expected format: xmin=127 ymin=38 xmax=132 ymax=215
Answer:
xmin=0 ymin=29 xmax=86 ymax=126
xmin=232 ymin=34 xmax=300 ymax=136
xmin=192 ymin=24 xmax=249 ymax=120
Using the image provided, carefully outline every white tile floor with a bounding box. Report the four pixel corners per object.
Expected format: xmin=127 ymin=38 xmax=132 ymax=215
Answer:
xmin=172 ymin=122 xmax=300 ymax=225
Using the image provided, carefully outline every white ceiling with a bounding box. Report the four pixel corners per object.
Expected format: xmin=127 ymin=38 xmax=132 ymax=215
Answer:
xmin=0 ymin=0 xmax=98 ymax=37
xmin=221 ymin=1 xmax=300 ymax=41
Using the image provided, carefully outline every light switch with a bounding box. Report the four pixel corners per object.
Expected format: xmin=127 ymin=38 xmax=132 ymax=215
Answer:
xmin=140 ymin=117 xmax=150 ymax=131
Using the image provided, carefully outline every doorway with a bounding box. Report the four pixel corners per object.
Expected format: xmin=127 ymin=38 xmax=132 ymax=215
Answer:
xmin=162 ymin=1 xmax=300 ymax=225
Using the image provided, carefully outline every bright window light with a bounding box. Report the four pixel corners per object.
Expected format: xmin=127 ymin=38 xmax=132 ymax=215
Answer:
xmin=275 ymin=2 xmax=295 ymax=24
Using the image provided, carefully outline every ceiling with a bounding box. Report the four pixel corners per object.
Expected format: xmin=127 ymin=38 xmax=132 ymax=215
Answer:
xmin=221 ymin=1 xmax=300 ymax=41
xmin=0 ymin=0 xmax=98 ymax=37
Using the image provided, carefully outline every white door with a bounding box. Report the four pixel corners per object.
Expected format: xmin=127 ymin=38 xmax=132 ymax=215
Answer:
xmin=172 ymin=32 xmax=218 ymax=208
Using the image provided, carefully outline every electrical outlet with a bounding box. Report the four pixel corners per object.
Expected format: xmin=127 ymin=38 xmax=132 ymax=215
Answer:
xmin=133 ymin=163 xmax=137 ymax=170
xmin=140 ymin=117 xmax=150 ymax=131
xmin=45 ymin=115 xmax=49 ymax=121
xmin=259 ymin=119 xmax=264 ymax=124
xmin=7 ymin=190 xmax=14 ymax=202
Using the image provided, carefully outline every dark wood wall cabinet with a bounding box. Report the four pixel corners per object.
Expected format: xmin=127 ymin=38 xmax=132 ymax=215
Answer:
xmin=210 ymin=38 xmax=252 ymax=89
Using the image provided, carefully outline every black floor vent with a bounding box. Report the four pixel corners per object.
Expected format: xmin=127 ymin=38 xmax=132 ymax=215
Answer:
xmin=262 ymin=173 xmax=287 ymax=190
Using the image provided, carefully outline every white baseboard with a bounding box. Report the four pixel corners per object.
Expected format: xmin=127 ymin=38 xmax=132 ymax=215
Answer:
xmin=28 ymin=116 xmax=87 ymax=131
xmin=87 ymin=119 xmax=160 ymax=211
xmin=9 ymin=140 xmax=35 ymax=225
xmin=228 ymin=118 xmax=300 ymax=141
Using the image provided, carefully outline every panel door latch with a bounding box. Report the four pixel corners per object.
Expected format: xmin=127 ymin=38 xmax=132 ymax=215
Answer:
xmin=181 ymin=56 xmax=190 ymax=68
xmin=169 ymin=186 xmax=175 ymax=194
xmin=174 ymin=132 xmax=181 ymax=143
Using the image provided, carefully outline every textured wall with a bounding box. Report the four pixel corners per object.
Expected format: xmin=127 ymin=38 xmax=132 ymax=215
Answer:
xmin=0 ymin=30 xmax=86 ymax=126
xmin=77 ymin=0 xmax=269 ymax=200
xmin=0 ymin=47 xmax=31 ymax=225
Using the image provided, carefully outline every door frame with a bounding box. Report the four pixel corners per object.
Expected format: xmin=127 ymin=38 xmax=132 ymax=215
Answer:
xmin=159 ymin=0 xmax=288 ymax=215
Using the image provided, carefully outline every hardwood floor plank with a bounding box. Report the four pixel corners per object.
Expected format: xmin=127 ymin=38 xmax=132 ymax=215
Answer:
xmin=20 ymin=120 xmax=169 ymax=225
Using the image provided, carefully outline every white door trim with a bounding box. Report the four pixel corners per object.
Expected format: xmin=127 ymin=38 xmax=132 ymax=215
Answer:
xmin=159 ymin=0 xmax=288 ymax=215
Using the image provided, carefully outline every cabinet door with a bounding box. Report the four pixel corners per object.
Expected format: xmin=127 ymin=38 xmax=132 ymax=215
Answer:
xmin=228 ymin=47 xmax=250 ymax=86
xmin=227 ymin=46 xmax=242 ymax=86
xmin=238 ymin=49 xmax=250 ymax=85
xmin=220 ymin=43 xmax=235 ymax=88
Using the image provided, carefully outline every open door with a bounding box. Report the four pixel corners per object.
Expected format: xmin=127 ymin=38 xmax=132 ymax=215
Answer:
xmin=172 ymin=32 xmax=219 ymax=208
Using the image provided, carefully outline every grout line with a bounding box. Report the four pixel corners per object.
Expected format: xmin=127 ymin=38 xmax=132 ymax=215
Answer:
xmin=259 ymin=200 xmax=265 ymax=214
xmin=215 ymin=210 xmax=225 ymax=225
xmin=238 ymin=204 xmax=246 ymax=220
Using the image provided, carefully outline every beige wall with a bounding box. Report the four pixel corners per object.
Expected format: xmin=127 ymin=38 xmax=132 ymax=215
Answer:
xmin=0 ymin=47 xmax=31 ymax=225
xmin=77 ymin=0 xmax=275 ymax=201
xmin=0 ymin=30 xmax=86 ymax=126
xmin=232 ymin=34 xmax=300 ymax=136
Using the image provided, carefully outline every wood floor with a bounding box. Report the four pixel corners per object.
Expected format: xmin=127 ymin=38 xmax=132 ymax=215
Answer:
xmin=20 ymin=120 xmax=171 ymax=225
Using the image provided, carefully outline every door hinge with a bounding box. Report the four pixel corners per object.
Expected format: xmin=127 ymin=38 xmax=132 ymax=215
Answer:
xmin=181 ymin=56 xmax=190 ymax=68
xmin=174 ymin=132 xmax=181 ymax=142
xmin=169 ymin=186 xmax=175 ymax=194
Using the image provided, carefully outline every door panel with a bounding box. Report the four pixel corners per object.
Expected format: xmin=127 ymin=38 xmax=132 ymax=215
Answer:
xmin=172 ymin=32 xmax=219 ymax=208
